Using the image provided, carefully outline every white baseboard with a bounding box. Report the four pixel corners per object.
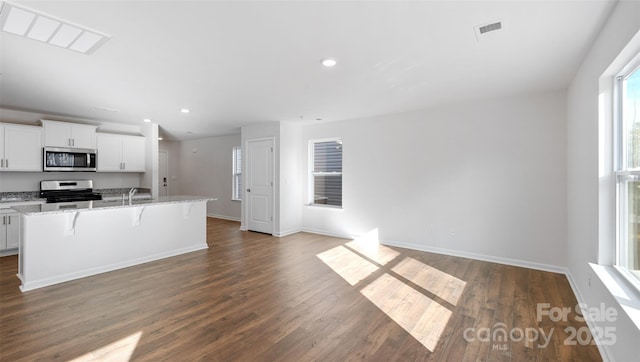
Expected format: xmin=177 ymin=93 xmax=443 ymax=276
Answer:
xmin=301 ymin=228 xmax=564 ymax=274
xmin=301 ymin=227 xmax=354 ymax=240
xmin=565 ymin=271 xmax=613 ymax=362
xmin=379 ymin=239 xmax=567 ymax=274
xmin=207 ymin=213 xmax=240 ymax=222
xmin=0 ymin=248 xmax=18 ymax=257
xmin=274 ymin=228 xmax=302 ymax=237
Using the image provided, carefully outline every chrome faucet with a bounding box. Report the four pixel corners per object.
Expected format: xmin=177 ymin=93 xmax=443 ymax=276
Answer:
xmin=128 ymin=187 xmax=137 ymax=204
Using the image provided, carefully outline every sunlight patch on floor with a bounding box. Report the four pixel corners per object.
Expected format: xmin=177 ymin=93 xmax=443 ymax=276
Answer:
xmin=361 ymin=273 xmax=452 ymax=352
xmin=317 ymin=236 xmax=464 ymax=353
xmin=392 ymin=256 xmax=466 ymax=306
xmin=345 ymin=229 xmax=400 ymax=265
xmin=69 ymin=331 xmax=142 ymax=362
xmin=317 ymin=245 xmax=379 ymax=285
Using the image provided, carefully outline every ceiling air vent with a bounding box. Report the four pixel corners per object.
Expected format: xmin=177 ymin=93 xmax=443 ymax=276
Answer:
xmin=474 ymin=20 xmax=504 ymax=41
xmin=479 ymin=22 xmax=501 ymax=34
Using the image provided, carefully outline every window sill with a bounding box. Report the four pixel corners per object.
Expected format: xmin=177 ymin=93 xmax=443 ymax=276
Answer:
xmin=590 ymin=263 xmax=640 ymax=332
xmin=304 ymin=203 xmax=343 ymax=210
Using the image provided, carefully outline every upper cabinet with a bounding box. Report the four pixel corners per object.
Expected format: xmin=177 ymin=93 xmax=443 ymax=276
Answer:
xmin=0 ymin=123 xmax=42 ymax=172
xmin=96 ymin=133 xmax=146 ymax=172
xmin=42 ymin=120 xmax=97 ymax=149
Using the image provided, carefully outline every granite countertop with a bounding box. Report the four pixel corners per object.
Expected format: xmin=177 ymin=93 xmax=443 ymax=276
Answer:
xmin=0 ymin=188 xmax=152 ymax=205
xmin=12 ymin=196 xmax=217 ymax=216
xmin=0 ymin=191 xmax=44 ymax=204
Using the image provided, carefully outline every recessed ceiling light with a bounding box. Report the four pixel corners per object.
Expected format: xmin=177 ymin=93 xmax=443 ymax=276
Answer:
xmin=0 ymin=2 xmax=110 ymax=54
xmin=158 ymin=137 xmax=163 ymax=141
xmin=143 ymin=118 xmax=151 ymax=123
xmin=180 ymin=108 xmax=190 ymax=113
xmin=321 ymin=58 xmax=337 ymax=67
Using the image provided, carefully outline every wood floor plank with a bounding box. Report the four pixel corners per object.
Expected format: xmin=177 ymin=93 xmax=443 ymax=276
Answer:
xmin=0 ymin=218 xmax=602 ymax=361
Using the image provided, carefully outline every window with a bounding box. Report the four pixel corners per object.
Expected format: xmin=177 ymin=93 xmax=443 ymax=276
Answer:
xmin=309 ymin=139 xmax=342 ymax=207
xmin=616 ymin=58 xmax=640 ymax=284
xmin=232 ymin=146 xmax=242 ymax=201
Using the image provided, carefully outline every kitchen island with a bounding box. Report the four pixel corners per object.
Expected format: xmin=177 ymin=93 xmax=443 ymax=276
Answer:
xmin=12 ymin=196 xmax=213 ymax=292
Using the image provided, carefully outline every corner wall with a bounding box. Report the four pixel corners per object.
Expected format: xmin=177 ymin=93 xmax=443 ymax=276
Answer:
xmin=566 ymin=1 xmax=640 ymax=360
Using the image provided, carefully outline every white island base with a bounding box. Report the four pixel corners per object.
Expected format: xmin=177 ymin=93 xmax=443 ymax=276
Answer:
xmin=15 ymin=197 xmax=210 ymax=292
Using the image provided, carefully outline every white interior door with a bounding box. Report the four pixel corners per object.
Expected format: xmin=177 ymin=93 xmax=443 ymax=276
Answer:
xmin=158 ymin=151 xmax=169 ymax=197
xmin=246 ymin=138 xmax=274 ymax=234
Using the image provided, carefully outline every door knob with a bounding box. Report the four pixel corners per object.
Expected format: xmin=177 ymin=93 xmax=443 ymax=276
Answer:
xmin=246 ymin=188 xmax=251 ymax=192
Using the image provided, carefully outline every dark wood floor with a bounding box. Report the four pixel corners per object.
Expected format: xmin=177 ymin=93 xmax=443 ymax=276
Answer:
xmin=0 ymin=218 xmax=601 ymax=361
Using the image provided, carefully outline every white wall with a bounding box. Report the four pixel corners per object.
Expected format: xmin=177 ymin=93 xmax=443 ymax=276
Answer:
xmin=301 ymin=91 xmax=567 ymax=270
xmin=140 ymin=123 xmax=159 ymax=198
xmin=566 ymin=1 xmax=640 ymax=361
xmin=178 ymin=134 xmax=241 ymax=220
xmin=279 ymin=122 xmax=302 ymax=236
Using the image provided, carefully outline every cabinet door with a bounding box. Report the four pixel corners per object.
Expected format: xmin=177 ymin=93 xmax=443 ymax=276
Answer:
xmin=122 ymin=136 xmax=146 ymax=172
xmin=0 ymin=126 xmax=5 ymax=162
xmin=0 ymin=216 xmax=6 ymax=250
xmin=70 ymin=125 xmax=96 ymax=149
xmin=96 ymin=134 xmax=123 ymax=171
xmin=44 ymin=122 xmax=72 ymax=147
xmin=4 ymin=125 xmax=42 ymax=171
xmin=5 ymin=214 xmax=20 ymax=249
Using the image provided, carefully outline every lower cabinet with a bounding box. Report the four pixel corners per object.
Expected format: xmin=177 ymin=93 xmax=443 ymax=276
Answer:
xmin=1 ymin=210 xmax=20 ymax=254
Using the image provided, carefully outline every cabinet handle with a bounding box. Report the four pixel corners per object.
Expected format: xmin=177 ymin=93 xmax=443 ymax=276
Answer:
xmin=0 ymin=159 xmax=3 ymax=168
xmin=7 ymin=216 xmax=9 ymax=225
xmin=5 ymin=159 xmax=7 ymax=168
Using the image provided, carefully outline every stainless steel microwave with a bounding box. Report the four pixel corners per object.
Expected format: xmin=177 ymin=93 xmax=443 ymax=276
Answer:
xmin=43 ymin=147 xmax=97 ymax=172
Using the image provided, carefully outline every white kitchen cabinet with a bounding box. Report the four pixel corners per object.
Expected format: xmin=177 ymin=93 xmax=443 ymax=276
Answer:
xmin=97 ymin=133 xmax=146 ymax=172
xmin=0 ymin=210 xmax=20 ymax=254
xmin=0 ymin=123 xmax=42 ymax=171
xmin=42 ymin=120 xmax=97 ymax=149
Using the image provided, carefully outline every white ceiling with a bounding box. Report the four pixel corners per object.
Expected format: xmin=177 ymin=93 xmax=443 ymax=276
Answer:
xmin=0 ymin=0 xmax=615 ymax=140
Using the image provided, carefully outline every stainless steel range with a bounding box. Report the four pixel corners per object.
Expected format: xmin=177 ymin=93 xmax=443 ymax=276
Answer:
xmin=40 ymin=180 xmax=103 ymax=203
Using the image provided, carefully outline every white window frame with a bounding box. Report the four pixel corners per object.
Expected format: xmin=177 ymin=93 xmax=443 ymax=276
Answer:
xmin=614 ymin=55 xmax=640 ymax=289
xmin=308 ymin=137 xmax=343 ymax=208
xmin=232 ymin=146 xmax=242 ymax=201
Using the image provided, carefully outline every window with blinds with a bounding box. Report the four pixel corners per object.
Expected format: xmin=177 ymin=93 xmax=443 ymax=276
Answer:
xmin=232 ymin=146 xmax=242 ymax=201
xmin=310 ymin=139 xmax=342 ymax=207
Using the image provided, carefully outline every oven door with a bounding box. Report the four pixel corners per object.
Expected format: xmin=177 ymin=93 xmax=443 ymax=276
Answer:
xmin=43 ymin=147 xmax=97 ymax=172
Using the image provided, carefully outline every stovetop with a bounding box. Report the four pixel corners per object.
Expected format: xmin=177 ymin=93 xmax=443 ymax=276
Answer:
xmin=40 ymin=180 xmax=102 ymax=203
xmin=41 ymin=190 xmax=103 ymax=203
